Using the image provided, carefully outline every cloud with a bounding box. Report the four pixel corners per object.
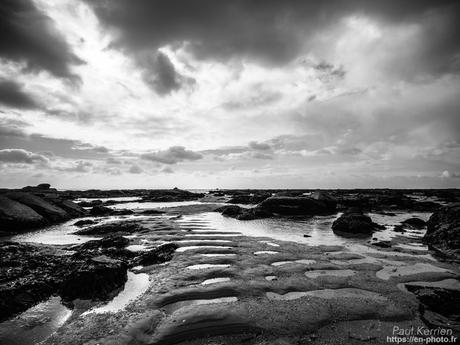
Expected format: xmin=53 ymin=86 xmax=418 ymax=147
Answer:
xmin=161 ymin=166 xmax=174 ymax=174
xmin=248 ymin=141 xmax=271 ymax=151
xmin=141 ymin=146 xmax=203 ymax=164
xmin=128 ymin=164 xmax=143 ymax=174
xmin=57 ymin=160 xmax=92 ymax=173
xmin=106 ymin=157 xmax=122 ymax=165
xmin=0 ymin=0 xmax=83 ymax=81
xmin=86 ymin=0 xmax=460 ymax=77
xmin=441 ymin=170 xmax=460 ymax=179
xmin=251 ymin=152 xmax=274 ymax=160
xmin=0 ymin=148 xmax=48 ymax=164
xmin=140 ymin=51 xmax=195 ymax=94
xmin=0 ymin=79 xmax=39 ymax=109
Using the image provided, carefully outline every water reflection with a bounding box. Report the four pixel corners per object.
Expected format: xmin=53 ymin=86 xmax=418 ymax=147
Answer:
xmin=0 ymin=297 xmax=71 ymax=345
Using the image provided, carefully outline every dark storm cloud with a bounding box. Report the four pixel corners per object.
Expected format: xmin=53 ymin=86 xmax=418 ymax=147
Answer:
xmin=141 ymin=146 xmax=203 ymax=164
xmin=0 ymin=79 xmax=38 ymax=109
xmin=0 ymin=0 xmax=83 ymax=80
xmin=86 ymin=0 xmax=460 ymax=76
xmin=140 ymin=51 xmax=195 ymax=95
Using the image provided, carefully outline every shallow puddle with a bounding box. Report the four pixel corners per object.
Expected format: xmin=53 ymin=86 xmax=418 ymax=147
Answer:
xmin=126 ymin=244 xmax=149 ymax=252
xmin=254 ymin=251 xmax=279 ymax=255
xmin=201 ymin=277 xmax=231 ymax=285
xmin=186 ymin=264 xmax=231 ymax=270
xmin=200 ymin=253 xmax=236 ymax=257
xmin=271 ymin=259 xmax=316 ymax=266
xmin=83 ymin=272 xmax=150 ymax=314
xmin=0 ymin=296 xmax=71 ymax=345
xmin=176 ymin=246 xmax=233 ymax=252
xmin=376 ymin=263 xmax=451 ymax=280
xmin=267 ymin=288 xmax=387 ymax=301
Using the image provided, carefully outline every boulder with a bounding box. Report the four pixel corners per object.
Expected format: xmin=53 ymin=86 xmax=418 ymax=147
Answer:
xmin=89 ymin=205 xmax=113 ymax=216
xmin=256 ymin=196 xmax=336 ymax=216
xmin=5 ymin=192 xmax=69 ymax=222
xmin=401 ymin=217 xmax=426 ymax=229
xmin=405 ymin=284 xmax=460 ymax=333
xmin=75 ymin=221 xmax=142 ymax=235
xmin=74 ymin=219 xmax=97 ymax=227
xmin=0 ymin=196 xmax=46 ymax=232
xmin=216 ymin=205 xmax=271 ymax=220
xmin=332 ymin=208 xmax=384 ymax=237
xmin=53 ymin=199 xmax=87 ymax=217
xmin=133 ymin=243 xmax=178 ymax=266
xmin=424 ymin=203 xmax=460 ymax=259
xmin=77 ymin=199 xmax=103 ymax=207
xmin=59 ymin=256 xmax=127 ymax=301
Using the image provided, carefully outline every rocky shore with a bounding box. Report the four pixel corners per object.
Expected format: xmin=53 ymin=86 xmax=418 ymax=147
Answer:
xmin=0 ymin=187 xmax=459 ymax=345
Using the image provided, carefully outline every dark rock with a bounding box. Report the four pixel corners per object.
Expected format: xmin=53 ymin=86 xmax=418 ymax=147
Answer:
xmin=401 ymin=217 xmax=426 ymax=229
xmin=218 ymin=205 xmax=246 ymax=218
xmin=311 ymin=191 xmax=337 ymax=210
xmin=424 ymin=203 xmax=460 ymax=259
xmin=56 ymin=200 xmax=87 ymax=216
xmin=77 ymin=199 xmax=103 ymax=207
xmin=73 ymin=219 xmax=97 ymax=227
xmin=0 ymin=233 xmax=175 ymax=321
xmin=89 ymin=205 xmax=113 ymax=216
xmin=405 ymin=284 xmax=460 ymax=333
xmin=5 ymin=192 xmax=69 ymax=222
xmin=256 ymin=196 xmax=336 ymax=216
xmin=111 ymin=209 xmax=135 ymax=215
xmin=393 ymin=225 xmax=406 ymax=233
xmin=216 ymin=205 xmax=270 ymax=220
xmin=332 ymin=208 xmax=383 ymax=237
xmin=132 ymin=243 xmax=178 ymax=266
xmin=74 ymin=221 xmax=142 ymax=235
xmin=75 ymin=235 xmax=130 ymax=250
xmin=0 ymin=196 xmax=46 ymax=232
xmin=59 ymin=256 xmax=127 ymax=301
xmin=21 ymin=184 xmax=56 ymax=193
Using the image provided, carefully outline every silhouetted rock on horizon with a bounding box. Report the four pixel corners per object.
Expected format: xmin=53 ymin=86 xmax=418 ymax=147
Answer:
xmin=332 ymin=208 xmax=384 ymax=237
xmin=0 ymin=196 xmax=46 ymax=231
xmin=424 ymin=203 xmax=460 ymax=260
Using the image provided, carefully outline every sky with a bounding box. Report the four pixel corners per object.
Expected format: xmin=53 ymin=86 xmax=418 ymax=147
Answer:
xmin=0 ymin=0 xmax=460 ymax=189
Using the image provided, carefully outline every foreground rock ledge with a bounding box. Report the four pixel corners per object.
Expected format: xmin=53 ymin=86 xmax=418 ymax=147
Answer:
xmin=424 ymin=203 xmax=460 ymax=260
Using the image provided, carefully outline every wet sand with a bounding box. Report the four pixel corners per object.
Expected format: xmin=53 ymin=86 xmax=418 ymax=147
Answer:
xmin=28 ymin=210 xmax=459 ymax=345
